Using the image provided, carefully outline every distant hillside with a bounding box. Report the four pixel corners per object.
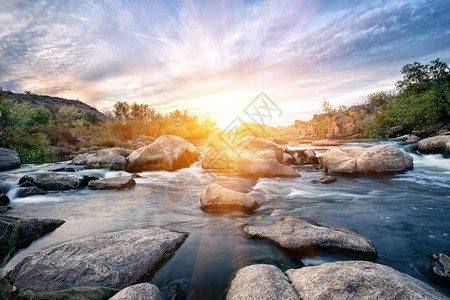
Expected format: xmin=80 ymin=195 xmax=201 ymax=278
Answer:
xmin=3 ymin=91 xmax=107 ymax=121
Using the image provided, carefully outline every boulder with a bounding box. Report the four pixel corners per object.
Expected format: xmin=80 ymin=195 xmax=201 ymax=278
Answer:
xmin=0 ymin=194 xmax=10 ymax=205
xmin=319 ymin=144 xmax=413 ymax=174
xmin=132 ymin=135 xmax=156 ymax=149
xmin=88 ymin=176 xmax=136 ymax=190
xmin=282 ymin=153 xmax=295 ymax=164
xmin=50 ymin=167 xmax=77 ymax=172
xmin=416 ymin=136 xmax=450 ymax=155
xmin=428 ymin=253 xmax=450 ymax=284
xmin=286 ymin=261 xmax=447 ymax=300
xmin=127 ymin=135 xmax=200 ymax=172
xmin=110 ymin=283 xmax=163 ymax=300
xmin=48 ymin=146 xmax=72 ymax=156
xmin=226 ymin=264 xmax=299 ymax=300
xmin=0 ymin=216 xmax=64 ymax=263
xmin=388 ymin=125 xmax=412 ymax=138
xmin=243 ymin=216 xmax=377 ymax=258
xmin=19 ymin=173 xmax=97 ymax=190
xmin=16 ymin=186 xmax=47 ymax=197
xmin=0 ymin=147 xmax=20 ymax=171
xmin=243 ymin=137 xmax=287 ymax=162
xmin=287 ymin=149 xmax=320 ymax=164
xmin=200 ymin=183 xmax=258 ymax=211
xmin=9 ymin=228 xmax=188 ymax=291
xmin=234 ymin=151 xmax=300 ymax=178
xmin=72 ymin=148 xmax=132 ymax=170
xmin=312 ymin=175 xmax=337 ymax=184
xmin=311 ymin=140 xmax=339 ymax=146
xmin=326 ymin=114 xmax=360 ymax=139
xmin=393 ymin=134 xmax=421 ymax=144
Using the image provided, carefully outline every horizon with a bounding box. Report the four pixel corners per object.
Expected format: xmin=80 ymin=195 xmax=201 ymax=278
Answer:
xmin=1 ymin=0 xmax=450 ymax=127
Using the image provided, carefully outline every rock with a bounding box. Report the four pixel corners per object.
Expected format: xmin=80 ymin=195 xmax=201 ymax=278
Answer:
xmin=428 ymin=253 xmax=450 ymax=284
xmin=243 ymin=216 xmax=377 ymax=258
xmin=388 ymin=125 xmax=412 ymax=138
xmin=416 ymin=136 xmax=450 ymax=155
xmin=50 ymin=166 xmax=77 ymax=172
xmin=86 ymin=148 xmax=131 ymax=170
xmin=287 ymin=149 xmax=319 ymax=164
xmin=282 ymin=153 xmax=295 ymax=164
xmin=312 ymin=175 xmax=337 ymax=184
xmin=286 ymin=261 xmax=447 ymax=300
xmin=320 ymin=144 xmax=413 ymax=174
xmin=127 ymin=135 xmax=200 ymax=172
xmin=244 ymin=138 xmax=287 ymax=162
xmin=200 ymin=183 xmax=258 ymax=211
xmin=132 ymin=135 xmax=156 ymax=149
xmin=72 ymin=152 xmax=94 ymax=165
xmin=16 ymin=186 xmax=47 ymax=197
xmin=0 ymin=194 xmax=10 ymax=205
xmin=226 ymin=264 xmax=299 ymax=300
xmin=48 ymin=146 xmax=72 ymax=156
xmin=110 ymin=283 xmax=163 ymax=300
xmin=311 ymin=140 xmax=339 ymax=146
xmin=326 ymin=114 xmax=360 ymax=139
xmin=19 ymin=173 xmax=97 ymax=190
xmin=393 ymin=134 xmax=421 ymax=144
xmin=234 ymin=151 xmax=300 ymax=178
xmin=0 ymin=147 xmax=20 ymax=171
xmin=0 ymin=216 xmax=64 ymax=263
xmin=10 ymin=228 xmax=188 ymax=291
xmin=89 ymin=145 xmax=108 ymax=152
xmin=88 ymin=176 xmax=136 ymax=190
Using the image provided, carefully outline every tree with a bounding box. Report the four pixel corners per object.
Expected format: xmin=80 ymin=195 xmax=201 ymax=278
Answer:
xmin=55 ymin=106 xmax=81 ymax=123
xmin=113 ymin=101 xmax=131 ymax=120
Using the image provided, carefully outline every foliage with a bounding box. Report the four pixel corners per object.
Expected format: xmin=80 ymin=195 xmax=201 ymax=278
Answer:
xmin=55 ymin=106 xmax=81 ymax=123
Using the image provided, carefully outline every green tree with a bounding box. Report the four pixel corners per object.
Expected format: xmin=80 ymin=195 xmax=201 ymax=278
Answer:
xmin=113 ymin=101 xmax=131 ymax=120
xmin=55 ymin=106 xmax=81 ymax=123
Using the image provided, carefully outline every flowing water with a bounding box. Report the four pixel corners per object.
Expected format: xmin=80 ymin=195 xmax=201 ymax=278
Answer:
xmin=0 ymin=141 xmax=449 ymax=298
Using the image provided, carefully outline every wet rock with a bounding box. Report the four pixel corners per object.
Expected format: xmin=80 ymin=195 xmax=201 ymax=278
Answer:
xmin=0 ymin=194 xmax=10 ymax=205
xmin=110 ymin=283 xmax=163 ymax=300
xmin=128 ymin=135 xmax=200 ymax=172
xmin=288 ymin=149 xmax=319 ymax=164
xmin=72 ymin=148 xmax=132 ymax=170
xmin=320 ymin=144 xmax=413 ymax=174
xmin=0 ymin=147 xmax=20 ymax=171
xmin=234 ymin=151 xmax=300 ymax=178
xmin=88 ymin=176 xmax=136 ymax=190
xmin=416 ymin=136 xmax=450 ymax=155
xmin=244 ymin=137 xmax=287 ymax=162
xmin=243 ymin=216 xmax=377 ymax=258
xmin=428 ymin=253 xmax=450 ymax=284
xmin=0 ymin=216 xmax=64 ymax=263
xmin=19 ymin=173 xmax=97 ymax=190
xmin=200 ymin=183 xmax=258 ymax=211
xmin=226 ymin=264 xmax=299 ymax=300
xmin=10 ymin=228 xmax=188 ymax=291
xmin=50 ymin=166 xmax=77 ymax=172
xmin=286 ymin=261 xmax=447 ymax=300
xmin=311 ymin=140 xmax=339 ymax=146
xmin=48 ymin=146 xmax=72 ymax=156
xmin=312 ymin=175 xmax=337 ymax=184
xmin=389 ymin=125 xmax=412 ymax=138
xmin=16 ymin=186 xmax=47 ymax=197
xmin=393 ymin=134 xmax=421 ymax=144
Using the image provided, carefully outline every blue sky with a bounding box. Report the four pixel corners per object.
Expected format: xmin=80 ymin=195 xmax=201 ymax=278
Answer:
xmin=1 ymin=0 xmax=449 ymax=126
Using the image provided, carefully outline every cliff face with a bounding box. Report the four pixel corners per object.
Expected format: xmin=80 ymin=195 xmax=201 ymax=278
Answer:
xmin=4 ymin=91 xmax=107 ymax=121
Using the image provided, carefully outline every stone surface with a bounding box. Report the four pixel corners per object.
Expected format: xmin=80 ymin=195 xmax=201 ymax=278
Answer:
xmin=226 ymin=264 xmax=299 ymax=300
xmin=127 ymin=135 xmax=200 ymax=172
xmin=416 ymin=135 xmax=450 ymax=155
xmin=320 ymin=144 xmax=413 ymax=174
xmin=88 ymin=176 xmax=136 ymax=190
xmin=326 ymin=114 xmax=360 ymax=139
xmin=286 ymin=261 xmax=447 ymax=300
xmin=50 ymin=166 xmax=77 ymax=172
xmin=243 ymin=216 xmax=377 ymax=258
xmin=0 ymin=147 xmax=20 ymax=171
xmin=0 ymin=216 xmax=64 ymax=263
xmin=234 ymin=151 xmax=300 ymax=178
xmin=243 ymin=137 xmax=287 ymax=162
xmin=311 ymin=140 xmax=340 ymax=146
xmin=393 ymin=134 xmax=421 ymax=144
xmin=200 ymin=183 xmax=258 ymax=211
xmin=109 ymin=283 xmax=163 ymax=300
xmin=18 ymin=173 xmax=97 ymax=190
xmin=0 ymin=194 xmax=10 ymax=205
xmin=16 ymin=187 xmax=47 ymax=197
xmin=10 ymin=228 xmax=187 ymax=292
xmin=48 ymin=146 xmax=73 ymax=156
xmin=312 ymin=175 xmax=337 ymax=184
xmin=388 ymin=125 xmax=412 ymax=138
xmin=72 ymin=148 xmax=132 ymax=170
xmin=428 ymin=253 xmax=450 ymax=284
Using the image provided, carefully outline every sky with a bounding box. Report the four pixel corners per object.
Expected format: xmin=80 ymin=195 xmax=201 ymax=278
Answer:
xmin=1 ymin=0 xmax=449 ymax=127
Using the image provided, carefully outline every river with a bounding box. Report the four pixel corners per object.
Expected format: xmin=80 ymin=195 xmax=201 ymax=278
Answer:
xmin=0 ymin=140 xmax=449 ymax=298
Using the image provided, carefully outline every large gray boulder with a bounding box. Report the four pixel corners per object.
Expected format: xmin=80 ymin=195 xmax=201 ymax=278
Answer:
xmin=109 ymin=283 xmax=163 ymax=300
xmin=127 ymin=135 xmax=200 ymax=172
xmin=226 ymin=264 xmax=299 ymax=300
xmin=73 ymin=148 xmax=131 ymax=170
xmin=88 ymin=176 xmax=136 ymax=190
xmin=320 ymin=144 xmax=413 ymax=174
xmin=18 ymin=173 xmax=97 ymax=190
xmin=243 ymin=216 xmax=377 ymax=258
xmin=200 ymin=183 xmax=258 ymax=211
xmin=234 ymin=150 xmax=300 ymax=178
xmin=0 ymin=147 xmax=20 ymax=171
xmin=416 ymin=136 xmax=450 ymax=155
xmin=286 ymin=261 xmax=447 ymax=300
xmin=10 ymin=228 xmax=188 ymax=291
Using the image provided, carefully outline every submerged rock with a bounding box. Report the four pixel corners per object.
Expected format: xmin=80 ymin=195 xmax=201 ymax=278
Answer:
xmin=311 ymin=175 xmax=337 ymax=184
xmin=0 ymin=194 xmax=10 ymax=205
xmin=50 ymin=166 xmax=77 ymax=172
xmin=243 ymin=216 xmax=377 ymax=258
xmin=428 ymin=253 xmax=450 ymax=284
xmin=18 ymin=173 xmax=97 ymax=190
xmin=10 ymin=228 xmax=187 ymax=291
xmin=226 ymin=264 xmax=299 ymax=300
xmin=416 ymin=136 xmax=450 ymax=155
xmin=128 ymin=135 xmax=200 ymax=172
xmin=200 ymin=183 xmax=258 ymax=211
xmin=88 ymin=176 xmax=136 ymax=190
xmin=0 ymin=147 xmax=20 ymax=171
xmin=320 ymin=144 xmax=413 ymax=174
xmin=286 ymin=261 xmax=447 ymax=300
xmin=0 ymin=216 xmax=64 ymax=263
xmin=110 ymin=283 xmax=163 ymax=300
xmin=16 ymin=186 xmax=47 ymax=197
